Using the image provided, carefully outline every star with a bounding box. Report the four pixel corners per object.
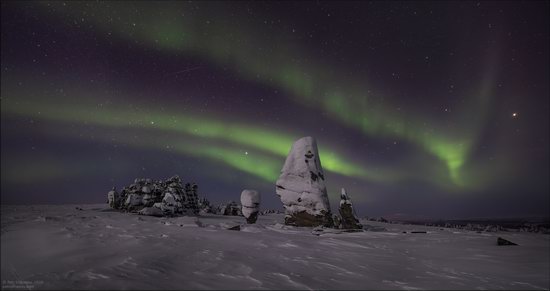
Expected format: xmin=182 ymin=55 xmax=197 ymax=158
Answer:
xmin=512 ymin=112 xmax=518 ymax=118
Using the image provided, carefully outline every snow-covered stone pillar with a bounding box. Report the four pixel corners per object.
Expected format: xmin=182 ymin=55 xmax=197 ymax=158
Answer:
xmin=276 ymin=136 xmax=333 ymax=227
xmin=240 ymin=189 xmax=261 ymax=224
xmin=339 ymin=188 xmax=362 ymax=229
xmin=107 ymin=187 xmax=120 ymax=209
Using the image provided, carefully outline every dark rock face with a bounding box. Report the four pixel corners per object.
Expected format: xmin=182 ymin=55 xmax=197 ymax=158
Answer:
xmin=284 ymin=210 xmax=334 ymax=227
xmin=245 ymin=212 xmax=258 ymax=224
xmin=333 ymin=215 xmax=342 ymax=229
xmin=107 ymin=175 xmax=200 ymax=216
xmin=338 ymin=188 xmax=363 ymax=230
xmin=497 ymin=237 xmax=518 ymax=246
xmin=227 ymin=225 xmax=241 ymax=231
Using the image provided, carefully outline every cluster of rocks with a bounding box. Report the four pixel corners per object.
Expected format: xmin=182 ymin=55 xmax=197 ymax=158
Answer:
xmin=107 ymin=175 xmax=200 ymax=216
xmin=212 ymin=201 xmax=242 ymax=216
xmin=259 ymin=209 xmax=284 ymax=215
xmin=197 ymin=197 xmax=213 ymax=214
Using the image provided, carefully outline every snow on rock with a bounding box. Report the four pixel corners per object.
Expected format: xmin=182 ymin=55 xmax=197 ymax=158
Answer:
xmin=125 ymin=193 xmax=143 ymax=210
xmin=338 ymin=188 xmax=362 ymax=230
xmin=107 ymin=175 xmax=201 ymax=216
xmin=241 ymin=189 xmax=260 ymax=224
xmin=160 ymin=193 xmax=181 ymax=216
xmin=142 ymin=194 xmax=154 ymax=207
xmin=276 ymin=136 xmax=333 ymax=227
xmin=213 ymin=201 xmax=242 ymax=216
xmin=107 ymin=187 xmax=121 ymax=209
xmin=198 ymin=197 xmax=213 ymax=214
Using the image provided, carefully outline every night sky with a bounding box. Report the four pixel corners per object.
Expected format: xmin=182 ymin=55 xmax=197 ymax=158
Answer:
xmin=1 ymin=1 xmax=548 ymax=220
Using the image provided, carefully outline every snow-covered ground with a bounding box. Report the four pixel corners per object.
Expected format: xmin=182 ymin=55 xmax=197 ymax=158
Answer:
xmin=1 ymin=204 xmax=548 ymax=290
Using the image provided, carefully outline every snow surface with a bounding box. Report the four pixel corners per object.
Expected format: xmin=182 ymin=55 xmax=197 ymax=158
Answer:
xmin=1 ymin=204 xmax=549 ymax=290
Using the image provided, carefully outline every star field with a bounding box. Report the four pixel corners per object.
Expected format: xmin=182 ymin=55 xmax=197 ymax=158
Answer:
xmin=1 ymin=1 xmax=548 ymax=219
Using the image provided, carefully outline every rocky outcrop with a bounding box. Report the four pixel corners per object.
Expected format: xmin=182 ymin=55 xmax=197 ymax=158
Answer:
xmin=339 ymin=188 xmax=362 ymax=229
xmin=107 ymin=175 xmax=200 ymax=216
xmin=276 ymin=136 xmax=333 ymax=227
xmin=213 ymin=201 xmax=242 ymax=216
xmin=241 ymin=189 xmax=260 ymax=224
xmin=224 ymin=201 xmax=242 ymax=216
xmin=198 ymin=197 xmax=213 ymax=214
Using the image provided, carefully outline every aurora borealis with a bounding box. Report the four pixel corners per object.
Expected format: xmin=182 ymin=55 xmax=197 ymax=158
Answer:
xmin=1 ymin=1 xmax=548 ymax=219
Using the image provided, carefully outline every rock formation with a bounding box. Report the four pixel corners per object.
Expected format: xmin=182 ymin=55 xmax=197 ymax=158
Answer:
xmin=276 ymin=136 xmax=333 ymax=227
xmin=224 ymin=201 xmax=242 ymax=216
xmin=107 ymin=187 xmax=121 ymax=209
xmin=198 ymin=197 xmax=213 ymax=214
xmin=339 ymin=188 xmax=362 ymax=229
xmin=240 ymin=189 xmax=260 ymax=224
xmin=212 ymin=201 xmax=242 ymax=216
xmin=107 ymin=175 xmax=200 ymax=216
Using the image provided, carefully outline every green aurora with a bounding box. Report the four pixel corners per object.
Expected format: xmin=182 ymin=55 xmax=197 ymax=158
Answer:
xmin=35 ymin=1 xmax=497 ymax=188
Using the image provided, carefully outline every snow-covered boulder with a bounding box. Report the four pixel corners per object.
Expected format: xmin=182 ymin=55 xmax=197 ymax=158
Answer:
xmin=142 ymin=194 xmax=154 ymax=207
xmin=276 ymin=136 xmax=333 ymax=227
xmin=125 ymin=193 xmax=143 ymax=209
xmin=141 ymin=185 xmax=152 ymax=194
xmin=338 ymin=188 xmax=362 ymax=229
xmin=240 ymin=189 xmax=260 ymax=224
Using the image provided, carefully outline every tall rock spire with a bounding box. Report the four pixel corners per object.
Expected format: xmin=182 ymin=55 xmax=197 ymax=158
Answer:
xmin=276 ymin=136 xmax=333 ymax=227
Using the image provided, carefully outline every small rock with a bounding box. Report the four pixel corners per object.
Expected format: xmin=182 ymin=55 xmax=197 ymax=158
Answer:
xmin=497 ymin=237 xmax=518 ymax=246
xmin=227 ymin=225 xmax=241 ymax=231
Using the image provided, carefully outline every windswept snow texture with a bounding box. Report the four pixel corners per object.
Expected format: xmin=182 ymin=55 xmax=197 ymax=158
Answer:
xmin=1 ymin=204 xmax=549 ymax=290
